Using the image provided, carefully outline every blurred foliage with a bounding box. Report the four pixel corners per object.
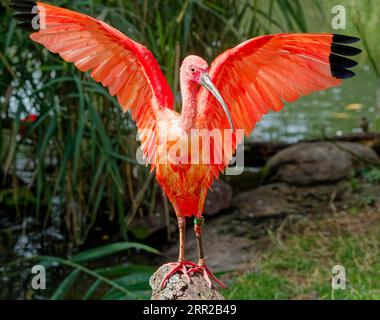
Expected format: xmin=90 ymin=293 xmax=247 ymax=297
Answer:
xmin=362 ymin=167 xmax=380 ymax=184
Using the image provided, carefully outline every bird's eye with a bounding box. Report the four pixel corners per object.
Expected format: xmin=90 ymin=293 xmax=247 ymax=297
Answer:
xmin=190 ymin=67 xmax=196 ymax=73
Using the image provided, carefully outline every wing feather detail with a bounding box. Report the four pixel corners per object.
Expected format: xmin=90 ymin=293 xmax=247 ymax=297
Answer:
xmin=13 ymin=1 xmax=175 ymax=166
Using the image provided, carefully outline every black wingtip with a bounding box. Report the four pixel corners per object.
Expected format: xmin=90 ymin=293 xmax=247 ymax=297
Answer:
xmin=10 ymin=0 xmax=37 ymax=10
xmin=331 ymin=67 xmax=356 ymax=79
xmin=333 ymin=34 xmax=361 ymax=44
xmin=330 ymin=34 xmax=361 ymax=79
xmin=10 ymin=0 xmax=39 ymax=33
xmin=17 ymin=22 xmax=37 ymax=32
xmin=13 ymin=13 xmax=37 ymax=23
xmin=331 ymin=43 xmax=362 ymax=57
xmin=329 ymin=53 xmax=358 ymax=69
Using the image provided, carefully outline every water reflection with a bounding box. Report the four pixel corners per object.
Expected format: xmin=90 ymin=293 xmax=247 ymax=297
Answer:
xmin=252 ymin=66 xmax=380 ymax=143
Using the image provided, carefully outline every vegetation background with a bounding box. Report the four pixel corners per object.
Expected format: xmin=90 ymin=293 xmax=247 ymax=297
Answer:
xmin=0 ymin=0 xmax=379 ymax=300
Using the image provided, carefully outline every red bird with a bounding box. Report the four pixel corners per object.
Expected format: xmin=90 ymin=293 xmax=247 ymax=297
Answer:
xmin=12 ymin=1 xmax=361 ymax=288
xmin=20 ymin=113 xmax=38 ymax=134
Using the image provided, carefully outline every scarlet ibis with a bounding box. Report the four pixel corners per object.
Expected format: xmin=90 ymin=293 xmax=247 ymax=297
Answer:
xmin=12 ymin=1 xmax=361 ymax=289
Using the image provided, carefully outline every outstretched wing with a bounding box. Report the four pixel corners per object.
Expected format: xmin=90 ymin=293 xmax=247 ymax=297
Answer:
xmin=12 ymin=1 xmax=174 ymax=165
xmin=197 ymin=33 xmax=361 ymax=173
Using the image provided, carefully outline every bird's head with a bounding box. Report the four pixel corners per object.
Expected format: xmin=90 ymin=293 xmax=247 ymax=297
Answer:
xmin=181 ymin=55 xmax=234 ymax=131
xmin=181 ymin=55 xmax=209 ymax=84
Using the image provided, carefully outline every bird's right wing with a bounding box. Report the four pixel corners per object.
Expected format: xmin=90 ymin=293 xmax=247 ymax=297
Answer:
xmin=196 ymin=33 xmax=361 ymax=174
xmin=12 ymin=1 xmax=174 ymax=166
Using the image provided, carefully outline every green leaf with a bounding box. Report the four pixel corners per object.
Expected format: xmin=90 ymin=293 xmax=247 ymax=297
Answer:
xmin=51 ymin=269 xmax=81 ymax=300
xmin=72 ymin=76 xmax=86 ymax=186
xmin=101 ymin=288 xmax=127 ymax=300
xmin=82 ymin=279 xmax=102 ymax=300
xmin=96 ymin=264 xmax=156 ymax=277
xmin=114 ymin=273 xmax=152 ymax=287
xmin=72 ymin=242 xmax=160 ymax=263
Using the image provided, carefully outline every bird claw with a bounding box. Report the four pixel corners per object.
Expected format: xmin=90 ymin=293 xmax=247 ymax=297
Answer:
xmin=160 ymin=260 xmax=198 ymax=289
xmin=187 ymin=264 xmax=227 ymax=289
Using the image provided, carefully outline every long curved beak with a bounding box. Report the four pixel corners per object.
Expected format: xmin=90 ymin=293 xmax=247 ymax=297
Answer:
xmin=200 ymin=73 xmax=235 ymax=132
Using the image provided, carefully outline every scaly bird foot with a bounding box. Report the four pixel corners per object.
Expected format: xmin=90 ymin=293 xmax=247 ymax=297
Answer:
xmin=187 ymin=263 xmax=227 ymax=289
xmin=160 ymin=260 xmax=198 ymax=289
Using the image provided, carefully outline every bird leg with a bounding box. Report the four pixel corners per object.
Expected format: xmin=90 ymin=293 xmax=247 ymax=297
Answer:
xmin=160 ymin=216 xmax=197 ymax=289
xmin=187 ymin=216 xmax=227 ymax=288
xmin=178 ymin=216 xmax=186 ymax=262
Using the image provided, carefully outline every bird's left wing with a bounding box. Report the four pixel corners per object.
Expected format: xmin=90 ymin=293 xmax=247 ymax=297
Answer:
xmin=197 ymin=33 xmax=361 ymax=173
xmin=12 ymin=1 xmax=174 ymax=165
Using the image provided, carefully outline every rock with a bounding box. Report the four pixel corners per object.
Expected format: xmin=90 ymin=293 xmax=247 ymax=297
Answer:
xmin=265 ymin=142 xmax=380 ymax=186
xmin=130 ymin=213 xmax=166 ymax=240
xmin=204 ymin=179 xmax=232 ymax=216
xmin=231 ymin=183 xmax=298 ymax=218
xmin=231 ymin=182 xmax=347 ymax=219
xmin=150 ymin=264 xmax=225 ymax=300
xmin=223 ymin=169 xmax=263 ymax=193
xmin=373 ymin=140 xmax=380 ymax=157
xmin=243 ymin=133 xmax=380 ymax=167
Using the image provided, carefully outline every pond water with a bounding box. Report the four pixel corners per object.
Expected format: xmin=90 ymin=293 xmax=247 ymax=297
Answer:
xmin=251 ymin=65 xmax=380 ymax=143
